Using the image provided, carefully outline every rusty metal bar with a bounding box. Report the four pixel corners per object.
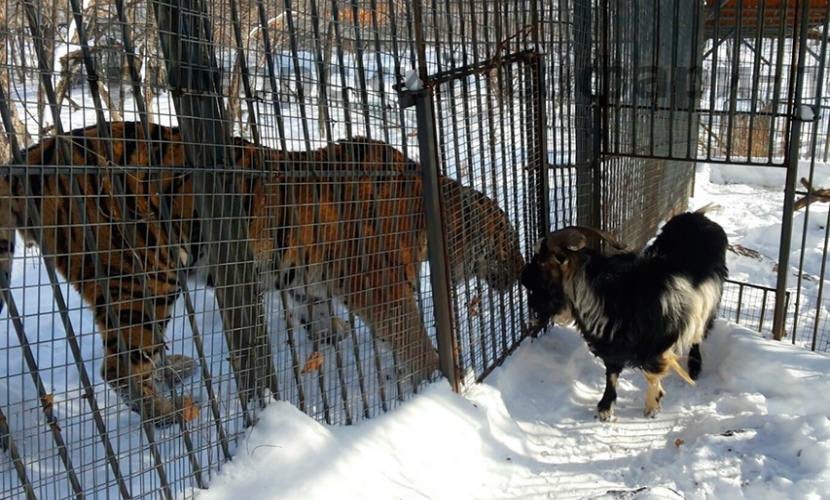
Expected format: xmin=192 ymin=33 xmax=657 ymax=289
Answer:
xmin=151 ymin=0 xmax=271 ymax=429
xmin=773 ymin=0 xmax=812 ymax=341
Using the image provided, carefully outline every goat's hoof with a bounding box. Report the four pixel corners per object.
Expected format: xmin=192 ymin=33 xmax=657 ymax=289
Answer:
xmin=644 ymin=406 xmax=661 ymax=419
xmin=689 ymin=366 xmax=701 ymax=381
xmin=597 ymin=407 xmax=615 ymax=422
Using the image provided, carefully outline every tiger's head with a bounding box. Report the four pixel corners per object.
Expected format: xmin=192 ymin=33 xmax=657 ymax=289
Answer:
xmin=445 ymin=181 xmax=525 ymax=292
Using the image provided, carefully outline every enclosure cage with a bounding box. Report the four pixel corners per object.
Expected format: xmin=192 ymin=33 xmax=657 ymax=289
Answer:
xmin=3 ymin=0 xmax=828 ymax=498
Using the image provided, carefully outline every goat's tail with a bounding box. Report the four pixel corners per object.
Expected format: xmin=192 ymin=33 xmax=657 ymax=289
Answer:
xmin=667 ymin=352 xmax=697 ymax=386
xmin=694 ymin=203 xmax=722 ymax=215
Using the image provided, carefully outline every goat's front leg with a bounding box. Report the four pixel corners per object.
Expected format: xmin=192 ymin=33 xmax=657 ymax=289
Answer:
xmin=597 ymin=361 xmax=623 ymax=421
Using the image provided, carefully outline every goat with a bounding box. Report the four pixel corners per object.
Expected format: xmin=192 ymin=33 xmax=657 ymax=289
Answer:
xmin=521 ymin=205 xmax=728 ymax=420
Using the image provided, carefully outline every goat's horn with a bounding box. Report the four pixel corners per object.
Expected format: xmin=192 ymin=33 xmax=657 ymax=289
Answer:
xmin=544 ymin=228 xmax=589 ymax=252
xmin=569 ymin=226 xmax=627 ymax=250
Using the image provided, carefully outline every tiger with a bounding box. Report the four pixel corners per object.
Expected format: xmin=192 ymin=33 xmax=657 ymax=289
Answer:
xmin=0 ymin=122 xmax=525 ymax=426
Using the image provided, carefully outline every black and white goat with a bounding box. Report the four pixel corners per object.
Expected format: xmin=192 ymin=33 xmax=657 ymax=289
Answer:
xmin=522 ymin=206 xmax=728 ymax=420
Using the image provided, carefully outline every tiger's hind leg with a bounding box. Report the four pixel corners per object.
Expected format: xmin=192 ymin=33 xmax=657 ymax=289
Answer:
xmin=94 ymin=278 xmax=199 ymax=427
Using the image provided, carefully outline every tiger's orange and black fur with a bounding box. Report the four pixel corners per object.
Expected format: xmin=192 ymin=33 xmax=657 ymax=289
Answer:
xmin=0 ymin=122 xmax=524 ymax=425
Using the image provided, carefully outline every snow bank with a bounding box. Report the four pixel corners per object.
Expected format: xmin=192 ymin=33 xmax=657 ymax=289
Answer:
xmin=196 ymin=322 xmax=830 ymax=500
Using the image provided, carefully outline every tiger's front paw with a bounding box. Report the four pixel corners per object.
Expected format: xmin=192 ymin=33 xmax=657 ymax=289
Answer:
xmin=155 ymin=354 xmax=198 ymax=385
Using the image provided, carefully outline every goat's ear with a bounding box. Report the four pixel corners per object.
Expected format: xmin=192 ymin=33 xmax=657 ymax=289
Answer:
xmin=533 ymin=236 xmax=547 ymax=254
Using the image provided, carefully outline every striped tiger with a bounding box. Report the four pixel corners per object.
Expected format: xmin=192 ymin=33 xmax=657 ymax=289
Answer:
xmin=0 ymin=122 xmax=524 ymax=426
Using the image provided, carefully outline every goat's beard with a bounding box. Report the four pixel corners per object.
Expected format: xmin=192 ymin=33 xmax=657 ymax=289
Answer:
xmin=528 ymin=285 xmax=568 ymax=323
xmin=521 ymin=257 xmax=571 ymax=336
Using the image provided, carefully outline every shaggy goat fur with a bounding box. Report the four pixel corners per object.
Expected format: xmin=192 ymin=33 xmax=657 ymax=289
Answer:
xmin=522 ymin=206 xmax=728 ymax=420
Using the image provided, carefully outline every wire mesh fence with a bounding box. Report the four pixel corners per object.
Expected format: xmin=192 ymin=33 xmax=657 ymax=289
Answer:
xmin=0 ymin=0 xmax=702 ymax=498
xmin=594 ymin=0 xmax=700 ymax=248
xmin=594 ymin=0 xmax=830 ymax=357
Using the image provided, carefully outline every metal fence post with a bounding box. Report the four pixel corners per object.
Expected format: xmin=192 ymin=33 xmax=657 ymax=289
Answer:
xmin=151 ymin=0 xmax=275 ymax=421
xmin=531 ymin=54 xmax=552 ymax=236
xmin=773 ymin=0 xmax=812 ymax=341
xmin=412 ymin=88 xmax=458 ymax=391
xmin=574 ymin=0 xmax=596 ymax=228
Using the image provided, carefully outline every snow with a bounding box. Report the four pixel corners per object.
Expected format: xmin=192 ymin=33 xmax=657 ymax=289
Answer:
xmin=195 ymin=322 xmax=830 ymax=500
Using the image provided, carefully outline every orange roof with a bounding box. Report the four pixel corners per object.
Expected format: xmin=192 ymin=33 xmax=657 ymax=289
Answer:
xmin=705 ymin=0 xmax=829 ymax=37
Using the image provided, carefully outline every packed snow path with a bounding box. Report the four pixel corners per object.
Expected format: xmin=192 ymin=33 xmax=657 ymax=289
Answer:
xmin=198 ymin=322 xmax=830 ymax=500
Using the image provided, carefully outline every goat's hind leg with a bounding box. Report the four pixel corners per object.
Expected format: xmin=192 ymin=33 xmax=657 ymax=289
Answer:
xmin=643 ymin=353 xmax=673 ymax=418
xmin=597 ymin=361 xmax=623 ymax=422
xmin=688 ymin=344 xmax=703 ymax=381
xmin=688 ymin=315 xmax=715 ymax=381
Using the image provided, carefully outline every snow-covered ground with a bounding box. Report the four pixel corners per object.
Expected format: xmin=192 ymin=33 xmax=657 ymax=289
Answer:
xmin=195 ymin=321 xmax=830 ymax=500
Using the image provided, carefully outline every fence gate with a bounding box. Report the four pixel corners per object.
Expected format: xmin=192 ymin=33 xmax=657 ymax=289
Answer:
xmin=401 ymin=51 xmax=548 ymax=390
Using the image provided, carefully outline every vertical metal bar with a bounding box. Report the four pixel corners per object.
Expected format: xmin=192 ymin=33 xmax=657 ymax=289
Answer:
xmin=229 ymin=0 xmax=282 ymax=406
xmin=630 ymin=0 xmax=641 ymax=158
xmin=667 ymin=0 xmax=679 ymax=159
xmin=768 ymin=0 xmax=789 ymax=161
xmin=736 ymin=283 xmax=744 ymax=323
xmin=573 ymin=0 xmax=593 ymax=227
xmin=746 ymin=0 xmax=767 ymax=160
xmin=0 ymin=406 xmax=36 ymax=500
xmin=413 ymin=89 xmax=458 ymax=390
xmin=760 ymin=289 xmax=768 ymax=332
xmin=725 ymin=0 xmax=744 ymax=161
xmin=411 ymin=0 xmax=456 ymax=389
xmin=773 ymin=0 xmax=812 ymax=341
xmin=305 ymin=0 xmax=338 ymax=421
xmin=253 ymin=0 xmax=307 ymax=414
xmin=686 ymin=2 xmax=702 ymax=161
xmin=706 ymin=5 xmax=722 ymax=160
xmin=327 ymin=1 xmax=371 ymax=414
xmin=648 ymin=0 xmax=659 ymax=158
xmin=594 ymin=0 xmax=605 ymax=232
xmin=152 ymin=0 xmax=270 ymax=429
xmin=438 ymin=0 xmax=474 ymax=378
xmin=531 ymin=7 xmax=550 ymax=236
